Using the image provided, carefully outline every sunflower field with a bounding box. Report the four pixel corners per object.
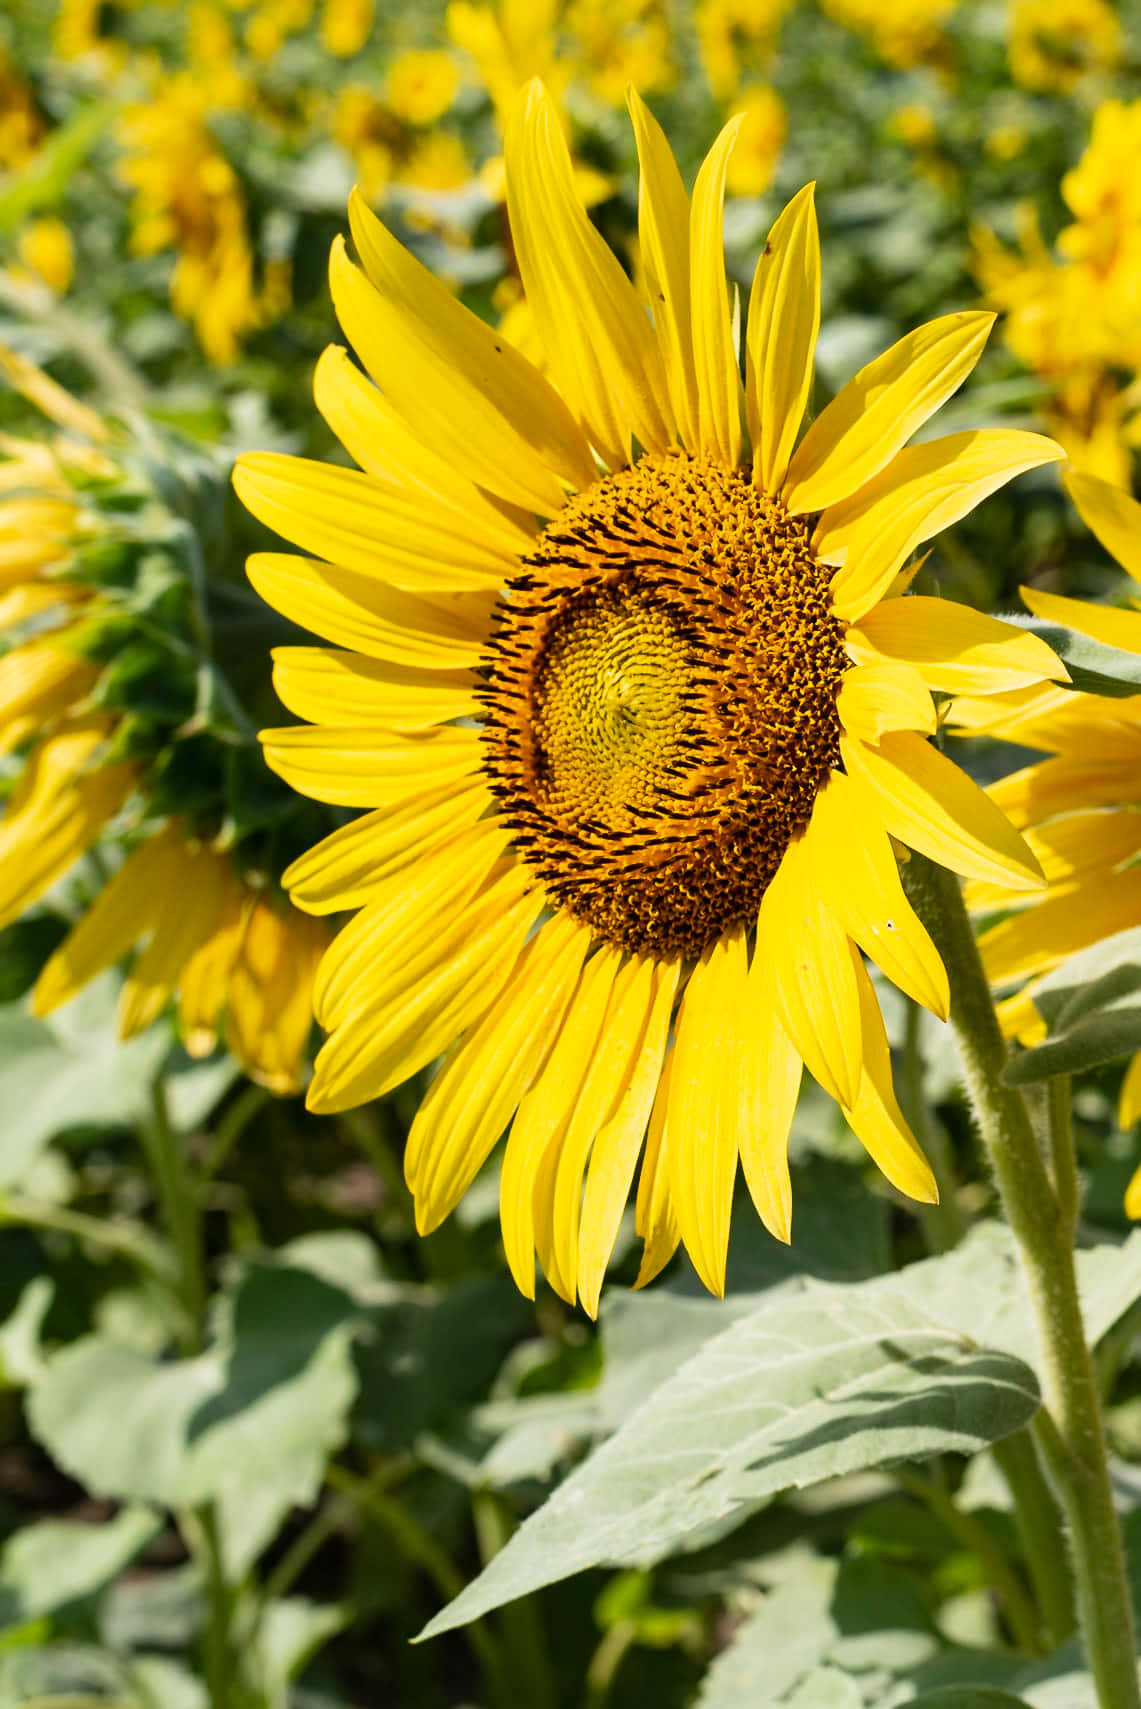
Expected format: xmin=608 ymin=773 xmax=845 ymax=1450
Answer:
xmin=7 ymin=0 xmax=1141 ymax=1705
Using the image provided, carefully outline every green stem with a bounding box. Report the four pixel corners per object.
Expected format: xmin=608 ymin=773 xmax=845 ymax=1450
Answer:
xmin=473 ymin=1490 xmax=557 ymax=1709
xmin=992 ymin=1430 xmax=1076 ymax=1647
xmin=183 ymin=1504 xmax=236 ymax=1709
xmin=904 ymin=853 xmax=1140 ymax=1709
xmin=902 ymin=998 xmax=967 ymax=1252
xmin=897 ymin=1468 xmax=1043 ymax=1654
xmin=138 ymin=1079 xmax=205 ymax=1346
xmin=0 ymin=1192 xmax=177 ymax=1286
xmin=199 ymin=1082 xmax=272 ymax=1183
xmin=1047 ymin=1075 xmax=1079 ymax=1233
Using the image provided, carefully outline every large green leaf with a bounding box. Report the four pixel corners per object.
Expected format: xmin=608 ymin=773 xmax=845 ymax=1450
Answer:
xmin=26 ymin=1261 xmax=361 ymax=1579
xmin=0 ymin=1506 xmax=161 ymax=1628
xmin=418 ymin=1272 xmax=1040 ymax=1639
xmin=1003 ymin=929 xmax=1141 ymax=1085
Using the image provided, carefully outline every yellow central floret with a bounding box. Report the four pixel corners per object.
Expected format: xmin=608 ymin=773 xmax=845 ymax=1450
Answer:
xmin=482 ymin=451 xmax=849 ymax=957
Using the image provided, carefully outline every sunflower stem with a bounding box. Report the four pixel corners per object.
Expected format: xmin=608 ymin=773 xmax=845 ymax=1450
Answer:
xmin=904 ymin=852 xmax=1139 ymax=1709
xmin=991 ymin=1430 xmax=1075 ymax=1648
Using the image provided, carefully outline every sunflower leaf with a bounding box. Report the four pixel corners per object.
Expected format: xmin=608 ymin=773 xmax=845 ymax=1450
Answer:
xmin=1000 ymin=614 xmax=1141 ymax=698
xmin=1002 ymin=927 xmax=1141 ymax=1084
xmin=415 ymin=1270 xmax=1040 ymax=1639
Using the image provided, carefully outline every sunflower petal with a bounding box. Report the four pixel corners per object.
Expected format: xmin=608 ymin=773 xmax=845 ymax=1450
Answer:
xmin=119 ymin=848 xmax=231 ymax=1039
xmin=339 ymin=198 xmax=594 ymax=507
xmin=988 ymin=751 xmax=1141 ymax=830
xmin=849 ymin=596 xmax=1069 ymax=693
xmin=690 ymin=115 xmax=744 ymax=467
xmin=735 ymin=960 xmax=801 ymax=1243
xmin=1066 ymin=470 xmax=1141 ymax=585
xmin=756 ymin=835 xmax=863 ymax=1107
xmin=633 ymin=1050 xmax=681 ymax=1287
xmin=260 ymin=723 xmax=480 ymax=808
xmin=805 ymin=769 xmax=949 ymax=1018
xmin=271 ymin=646 xmax=477 ymax=729
xmin=1020 ymin=584 xmax=1141 ymax=656
xmin=837 ymin=659 xmax=936 ymax=740
xmin=819 ymin=430 xmax=1065 ymax=623
xmin=628 ymin=90 xmax=698 ymax=449
xmin=841 ymin=730 xmax=1045 ymax=890
xmin=979 ymin=867 xmax=1141 ymax=983
xmin=1120 ymin=1053 xmax=1141 ymax=1131
xmin=843 ymin=958 xmax=938 ymax=1203
xmin=506 ymin=82 xmax=672 ymax=467
xmin=746 ymin=184 xmax=819 ymax=494
xmin=784 ymin=311 xmax=996 ymax=514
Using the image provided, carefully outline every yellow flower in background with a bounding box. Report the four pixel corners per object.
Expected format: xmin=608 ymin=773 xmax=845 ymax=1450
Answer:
xmin=245 ymin=0 xmax=316 ymax=62
xmin=236 ymin=85 xmax=1066 ymax=1310
xmin=725 ymin=86 xmax=785 ymax=198
xmin=320 ymin=0 xmax=375 ymax=57
xmin=1008 ymin=0 xmax=1120 ymax=91
xmin=562 ymin=0 xmax=674 ymax=106
xmin=0 ymin=48 xmax=42 ymax=169
xmin=119 ymin=75 xmax=271 ymax=365
xmin=819 ymin=0 xmax=957 ymax=68
xmin=696 ymin=0 xmax=791 ymax=102
xmin=975 ymin=101 xmax=1141 ymax=489
xmin=447 ymin=0 xmax=566 ymax=127
xmin=386 ymin=50 xmax=461 ymax=127
xmin=33 ymin=822 xmax=328 ymax=1094
xmin=16 ymin=219 xmax=76 ymax=295
xmin=952 ymin=472 xmax=1141 ymax=1207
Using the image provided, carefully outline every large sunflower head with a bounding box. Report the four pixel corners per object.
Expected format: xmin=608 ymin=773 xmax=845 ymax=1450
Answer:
xmin=235 ymin=83 xmax=1067 ymax=1311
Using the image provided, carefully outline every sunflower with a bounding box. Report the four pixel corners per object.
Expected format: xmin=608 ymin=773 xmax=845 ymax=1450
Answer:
xmin=952 ymin=470 xmax=1141 ymax=1210
xmin=235 ymin=84 xmax=1066 ymax=1310
xmin=32 ymin=821 xmax=328 ymax=1094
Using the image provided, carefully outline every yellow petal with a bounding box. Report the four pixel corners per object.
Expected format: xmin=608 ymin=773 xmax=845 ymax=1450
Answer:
xmin=735 ymin=952 xmax=802 ymax=1244
xmin=178 ymin=877 xmax=248 ymax=1054
xmin=837 ymin=659 xmax=936 ymax=741
xmin=690 ymin=115 xmax=744 ymax=468
xmin=842 ymin=958 xmax=938 ymax=1204
xmin=577 ymin=956 xmax=679 ymax=1318
xmin=1066 ymin=470 xmax=1141 ymax=585
xmin=1120 ymin=1053 xmax=1141 ymax=1131
xmin=805 ymin=769 xmax=949 ymax=1019
xmin=995 ymin=986 xmax=1047 ymax=1047
xmin=979 ymin=868 xmax=1141 ymax=984
xmin=499 ymin=945 xmax=619 ymax=1297
xmin=312 ymin=343 xmax=537 ymax=557
xmin=756 ymin=835 xmax=863 ymax=1108
xmin=309 ymin=868 xmax=542 ymax=1113
xmin=226 ymin=901 xmax=326 ymax=1094
xmin=819 ymin=431 xmax=1065 ymax=623
xmin=666 ymin=931 xmax=748 ymax=1297
xmin=340 ymin=195 xmax=594 ymax=507
xmin=628 ymin=89 xmax=698 ymax=448
xmin=33 ymin=825 xmax=182 ymax=1017
xmin=1020 ymin=584 xmax=1141 ymax=656
xmin=119 ymin=847 xmax=231 ymax=1039
xmin=633 ymin=1048 xmax=680 ymax=1288
xmin=841 ymin=731 xmax=1045 ymax=891
xmin=505 ymin=82 xmax=673 ymax=467
xmin=247 ymin=553 xmax=493 ymax=671
xmin=271 ymin=646 xmax=477 ymax=729
xmin=965 ymin=808 xmax=1141 ymax=911
xmin=283 ymin=780 xmax=493 ymax=915
xmin=234 ymin=453 xmax=510 ymax=594
xmin=259 ymin=722 xmax=481 ymax=807
xmin=1125 ymin=1157 xmax=1141 ymax=1220
xmin=849 ymin=596 xmax=1069 ymax=694
xmin=988 ymin=751 xmax=1141 ymax=831
xmin=746 ymin=183 xmax=819 ymax=494
xmin=407 ymin=912 xmax=591 ymax=1236
xmin=783 ymin=311 xmax=996 ymax=514
xmin=0 ymin=643 xmax=97 ymax=747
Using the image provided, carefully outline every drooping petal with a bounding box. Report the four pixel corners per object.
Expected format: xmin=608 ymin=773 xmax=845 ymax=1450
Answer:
xmin=842 ymin=958 xmax=939 ymax=1203
xmin=818 ymin=430 xmax=1065 ymax=623
xmin=804 ymin=769 xmax=949 ymax=1019
xmin=836 ymin=659 xmax=936 ymax=741
xmin=633 ymin=1049 xmax=681 ymax=1288
xmin=119 ymin=847 xmax=231 ymax=1039
xmin=577 ymin=956 xmax=679 ymax=1317
xmin=735 ymin=955 xmax=802 ymax=1243
xmin=841 ymin=731 xmax=1046 ymax=891
xmin=756 ymin=835 xmax=863 ymax=1107
xmin=964 ymin=809 xmax=1141 ymax=911
xmin=689 ymin=116 xmax=744 ymax=467
xmin=259 ymin=723 xmax=481 ymax=808
xmin=746 ymin=184 xmax=819 ymax=494
xmin=1020 ymin=585 xmax=1141 ymax=656
xmin=271 ymin=647 xmax=477 ymax=730
xmin=338 ymin=196 xmax=594 ymax=508
xmin=666 ymin=930 xmax=749 ymax=1297
xmin=628 ymin=89 xmax=698 ymax=448
xmin=406 ymin=913 xmax=592 ymax=1236
xmin=979 ymin=867 xmax=1141 ymax=983
xmin=247 ymin=554 xmax=492 ymax=671
xmin=1066 ymin=470 xmax=1141 ymax=586
xmin=234 ymin=453 xmax=511 ymax=594
xmin=225 ymin=902 xmax=327 ymax=1095
xmin=178 ymin=878 xmax=248 ymax=1057
xmin=987 ymin=749 xmax=1141 ymax=830
xmin=848 ymin=596 xmax=1070 ymax=694
xmin=783 ymin=311 xmax=996 ymax=514
xmin=499 ymin=945 xmax=620 ymax=1297
xmin=505 ymin=82 xmax=672 ymax=467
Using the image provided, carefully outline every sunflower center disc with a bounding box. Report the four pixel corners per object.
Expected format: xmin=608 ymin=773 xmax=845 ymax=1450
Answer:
xmin=482 ymin=451 xmax=849 ymax=958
